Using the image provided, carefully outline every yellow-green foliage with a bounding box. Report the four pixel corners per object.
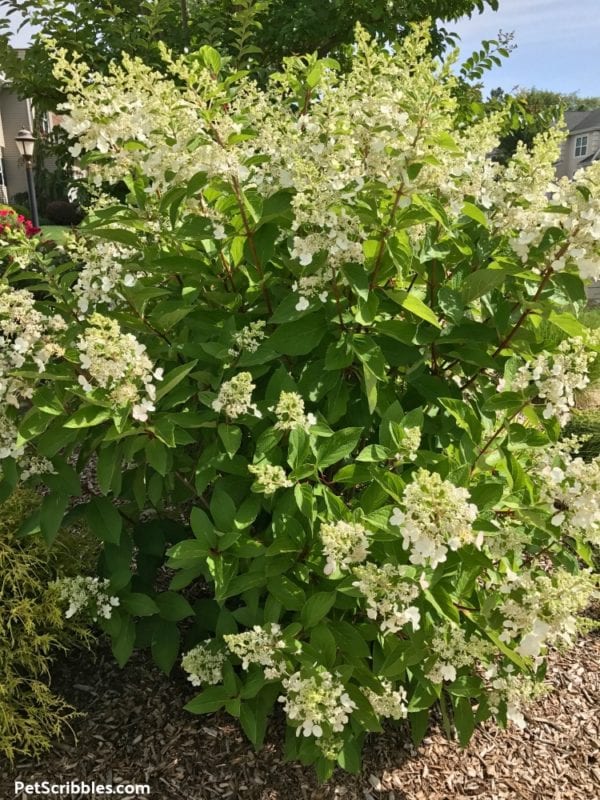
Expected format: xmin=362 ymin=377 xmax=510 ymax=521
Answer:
xmin=0 ymin=490 xmax=94 ymax=761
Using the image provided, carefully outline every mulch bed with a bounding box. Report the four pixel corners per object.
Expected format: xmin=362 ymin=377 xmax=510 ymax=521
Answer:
xmin=2 ymin=632 xmax=598 ymax=800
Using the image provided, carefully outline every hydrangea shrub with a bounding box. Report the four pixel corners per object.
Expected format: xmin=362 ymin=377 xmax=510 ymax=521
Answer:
xmin=1 ymin=26 xmax=599 ymax=778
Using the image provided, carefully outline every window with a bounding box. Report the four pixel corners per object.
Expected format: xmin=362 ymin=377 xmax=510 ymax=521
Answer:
xmin=575 ymin=135 xmax=588 ymax=158
xmin=0 ymin=153 xmax=7 ymax=204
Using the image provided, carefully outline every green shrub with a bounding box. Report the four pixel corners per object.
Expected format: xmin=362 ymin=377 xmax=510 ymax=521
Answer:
xmin=0 ymin=490 xmax=93 ymax=762
xmin=44 ymin=200 xmax=85 ymax=226
xmin=1 ymin=27 xmax=599 ymax=778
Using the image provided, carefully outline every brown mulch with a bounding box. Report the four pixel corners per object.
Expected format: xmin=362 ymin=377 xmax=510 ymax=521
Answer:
xmin=2 ymin=633 xmax=599 ymax=800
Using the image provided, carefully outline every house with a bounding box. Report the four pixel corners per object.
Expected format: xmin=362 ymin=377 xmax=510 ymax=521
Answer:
xmin=0 ymin=74 xmax=36 ymax=204
xmin=556 ymin=110 xmax=600 ymax=180
xmin=0 ymin=48 xmax=60 ymax=206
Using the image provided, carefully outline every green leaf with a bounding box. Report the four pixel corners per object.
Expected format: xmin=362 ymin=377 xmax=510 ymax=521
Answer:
xmin=268 ymin=575 xmax=306 ymax=611
xmin=218 ymin=424 xmax=242 ymax=458
xmin=452 ymin=695 xmax=476 ymax=747
xmin=17 ymin=408 xmax=54 ymax=442
xmin=547 ymin=311 xmax=586 ymax=337
xmin=112 ymin=616 xmax=136 ymax=667
xmin=210 ymin=486 xmax=237 ymax=531
xmin=388 ymin=290 xmax=441 ymax=328
xmin=155 ymin=360 xmax=198 ymax=401
xmin=146 ymin=438 xmax=168 ymax=476
xmin=40 ymin=493 xmax=69 ymax=545
xmin=337 ymin=738 xmax=362 ymax=774
xmin=184 ymin=685 xmax=231 ymax=714
xmin=301 ymin=592 xmax=336 ymax=628
xmin=64 ymin=406 xmax=111 ymax=429
xmin=155 ymin=591 xmax=195 ymax=621
xmin=409 ymin=709 xmax=430 ymax=746
xmin=96 ymin=444 xmax=122 ymax=495
xmin=309 ymin=624 xmax=337 ymax=667
xmin=221 ymin=571 xmax=266 ymax=599
xmin=190 ymin=506 xmax=217 ymax=546
xmin=269 ymin=313 xmax=327 ymax=355
xmin=86 ymin=497 xmax=123 ymax=545
xmin=151 ymin=620 xmax=181 ymax=674
xmin=121 ymin=592 xmax=159 ymax=617
xmin=462 ymin=201 xmax=488 ymax=227
xmin=32 ymin=386 xmax=64 ymax=416
xmin=89 ymin=227 xmax=140 ymax=247
xmin=317 ymin=427 xmax=362 ymax=469
xmin=462 ymin=269 xmax=509 ymax=303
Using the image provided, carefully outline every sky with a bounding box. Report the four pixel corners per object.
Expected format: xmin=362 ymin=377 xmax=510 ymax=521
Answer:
xmin=451 ymin=0 xmax=600 ymax=97
xmin=5 ymin=0 xmax=600 ymax=98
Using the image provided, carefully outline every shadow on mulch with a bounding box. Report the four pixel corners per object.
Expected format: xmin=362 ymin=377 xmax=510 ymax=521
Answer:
xmin=2 ymin=632 xmax=599 ymax=800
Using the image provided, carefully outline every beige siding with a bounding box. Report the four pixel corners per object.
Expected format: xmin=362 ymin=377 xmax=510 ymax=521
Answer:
xmin=558 ymin=129 xmax=600 ymax=180
xmin=0 ymin=88 xmax=33 ymax=200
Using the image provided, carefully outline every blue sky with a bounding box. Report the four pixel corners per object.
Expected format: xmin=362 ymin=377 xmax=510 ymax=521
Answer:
xmin=452 ymin=0 xmax=600 ymax=97
xmin=6 ymin=1 xmax=600 ymax=98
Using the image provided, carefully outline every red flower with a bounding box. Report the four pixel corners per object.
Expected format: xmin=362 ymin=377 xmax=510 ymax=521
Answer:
xmin=0 ymin=208 xmax=40 ymax=238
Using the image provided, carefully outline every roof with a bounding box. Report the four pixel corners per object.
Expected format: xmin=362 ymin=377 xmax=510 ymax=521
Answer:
xmin=564 ymin=111 xmax=590 ymax=130
xmin=569 ymin=109 xmax=600 ymax=134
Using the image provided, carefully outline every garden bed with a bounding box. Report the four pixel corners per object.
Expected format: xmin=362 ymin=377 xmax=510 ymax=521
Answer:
xmin=3 ymin=632 xmax=598 ymax=800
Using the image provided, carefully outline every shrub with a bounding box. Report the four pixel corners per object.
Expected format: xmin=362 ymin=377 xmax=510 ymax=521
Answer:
xmin=0 ymin=490 xmax=93 ymax=761
xmin=5 ymin=203 xmax=31 ymax=219
xmin=1 ymin=27 xmax=599 ymax=778
xmin=44 ymin=199 xmax=85 ymax=226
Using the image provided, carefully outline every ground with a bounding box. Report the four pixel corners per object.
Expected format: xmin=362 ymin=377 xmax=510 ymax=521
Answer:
xmin=3 ymin=630 xmax=598 ymax=800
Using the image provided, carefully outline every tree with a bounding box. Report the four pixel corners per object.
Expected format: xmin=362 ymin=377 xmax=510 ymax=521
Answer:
xmin=0 ymin=0 xmax=499 ymax=109
xmin=489 ymin=88 xmax=600 ymax=163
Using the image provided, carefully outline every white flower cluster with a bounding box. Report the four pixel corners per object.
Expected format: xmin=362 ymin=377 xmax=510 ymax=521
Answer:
xmin=0 ymin=285 xmax=66 ymax=407
xmin=212 ymin=372 xmax=261 ymax=419
xmin=18 ymin=453 xmax=56 ymax=482
xmin=181 ymin=641 xmax=226 ymax=687
xmin=272 ymin=391 xmax=316 ymax=432
xmin=0 ymin=411 xmax=22 ymax=462
xmin=278 ymin=668 xmax=356 ymax=741
xmin=352 ymin=562 xmax=421 ymax=634
xmin=52 ymin=575 xmax=120 ymax=620
xmin=52 ymin=22 xmax=600 ymax=297
xmin=534 ymin=450 xmax=600 ymax=546
xmin=497 ymin=568 xmax=597 ymax=661
xmin=484 ymin=666 xmax=548 ymax=729
xmin=499 ymin=337 xmax=596 ymax=424
xmin=426 ymin=625 xmax=492 ymax=684
xmin=365 ymin=681 xmax=408 ymax=720
xmin=77 ymin=313 xmax=162 ymax=421
xmin=248 ymin=462 xmax=293 ymax=495
xmin=224 ymin=623 xmax=287 ymax=679
xmin=393 ymin=426 xmax=421 ymax=462
xmin=0 ymin=411 xmax=55 ymax=481
xmin=390 ymin=469 xmax=480 ymax=569
xmin=65 ymin=236 xmax=140 ymax=312
xmin=228 ymin=320 xmax=267 ymax=357
xmin=292 ymin=274 xmax=329 ymax=311
xmin=319 ymin=519 xmax=369 ymax=575
xmin=483 ymin=523 xmax=528 ymax=561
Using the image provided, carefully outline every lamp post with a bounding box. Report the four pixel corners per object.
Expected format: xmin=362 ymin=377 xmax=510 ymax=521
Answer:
xmin=14 ymin=128 xmax=40 ymax=228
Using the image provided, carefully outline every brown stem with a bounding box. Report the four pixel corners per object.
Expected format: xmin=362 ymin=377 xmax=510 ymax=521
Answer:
xmin=175 ymin=471 xmax=210 ymax=510
xmin=329 ymin=265 xmax=347 ymax=330
xmin=219 ymin=250 xmax=238 ymax=293
xmin=461 ymin=267 xmax=555 ymax=392
xmin=124 ymin=297 xmax=173 ymax=349
xmin=470 ymin=401 xmax=529 ymax=474
xmin=369 ymin=185 xmax=405 ymax=290
xmin=231 ymin=177 xmax=273 ymax=314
